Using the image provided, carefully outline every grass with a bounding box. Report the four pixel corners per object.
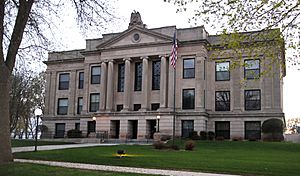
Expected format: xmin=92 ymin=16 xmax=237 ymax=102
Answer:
xmin=11 ymin=139 xmax=74 ymax=147
xmin=14 ymin=140 xmax=300 ymax=176
xmin=0 ymin=163 xmax=151 ymax=176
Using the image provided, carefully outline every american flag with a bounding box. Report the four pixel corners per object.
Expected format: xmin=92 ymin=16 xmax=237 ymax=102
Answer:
xmin=170 ymin=31 xmax=178 ymax=68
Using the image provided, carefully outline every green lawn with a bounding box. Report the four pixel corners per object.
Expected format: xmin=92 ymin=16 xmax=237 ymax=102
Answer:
xmin=0 ymin=163 xmax=150 ymax=176
xmin=14 ymin=140 xmax=300 ymax=176
xmin=11 ymin=139 xmax=74 ymax=147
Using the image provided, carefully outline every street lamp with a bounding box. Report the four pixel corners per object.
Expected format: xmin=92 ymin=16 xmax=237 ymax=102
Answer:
xmin=156 ymin=115 xmax=160 ymax=132
xmin=92 ymin=116 xmax=96 ymax=121
xmin=34 ymin=108 xmax=42 ymax=152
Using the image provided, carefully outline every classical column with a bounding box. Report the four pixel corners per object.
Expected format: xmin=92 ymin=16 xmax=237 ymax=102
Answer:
xmin=167 ymin=56 xmax=175 ymax=110
xmin=69 ymin=71 xmax=76 ymax=115
xmin=106 ymin=60 xmax=114 ymax=111
xmin=195 ymin=55 xmax=205 ymax=111
xmin=123 ymin=58 xmax=132 ymax=111
xmin=140 ymin=56 xmax=149 ymax=111
xmin=47 ymin=71 xmax=56 ymax=115
xmin=159 ymin=55 xmax=168 ymax=110
xmin=100 ymin=61 xmax=107 ymax=111
xmin=119 ymin=119 xmax=128 ymax=140
xmin=232 ymin=61 xmax=242 ymax=111
xmin=81 ymin=63 xmax=90 ymax=114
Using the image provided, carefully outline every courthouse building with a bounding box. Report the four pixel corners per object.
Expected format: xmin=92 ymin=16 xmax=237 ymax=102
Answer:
xmin=42 ymin=12 xmax=285 ymax=140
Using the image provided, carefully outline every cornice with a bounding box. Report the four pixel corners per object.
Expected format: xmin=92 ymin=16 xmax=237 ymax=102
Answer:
xmin=43 ymin=58 xmax=84 ymax=65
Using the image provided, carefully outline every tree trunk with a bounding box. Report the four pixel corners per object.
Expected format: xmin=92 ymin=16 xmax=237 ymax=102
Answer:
xmin=0 ymin=65 xmax=13 ymax=164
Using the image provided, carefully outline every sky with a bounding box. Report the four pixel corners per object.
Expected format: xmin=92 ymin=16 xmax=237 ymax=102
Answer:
xmin=51 ymin=0 xmax=300 ymax=119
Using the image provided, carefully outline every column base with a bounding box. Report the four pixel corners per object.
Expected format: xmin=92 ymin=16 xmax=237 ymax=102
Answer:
xmin=158 ymin=107 xmax=169 ymax=112
xmin=137 ymin=134 xmax=147 ymax=140
xmin=105 ymin=109 xmax=114 ymax=113
xmin=121 ymin=108 xmax=130 ymax=112
xmin=195 ymin=107 xmax=206 ymax=112
xmin=119 ymin=133 xmax=128 ymax=140
xmin=139 ymin=108 xmax=148 ymax=112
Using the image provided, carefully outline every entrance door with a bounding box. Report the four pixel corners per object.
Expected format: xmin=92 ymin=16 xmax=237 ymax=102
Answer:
xmin=55 ymin=123 xmax=65 ymax=138
xmin=128 ymin=120 xmax=138 ymax=139
xmin=110 ymin=120 xmax=120 ymax=139
xmin=182 ymin=120 xmax=194 ymax=138
xmin=87 ymin=121 xmax=96 ymax=135
xmin=147 ymin=120 xmax=156 ymax=139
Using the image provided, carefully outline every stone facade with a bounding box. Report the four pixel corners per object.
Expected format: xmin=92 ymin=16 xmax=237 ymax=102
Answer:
xmin=42 ymin=12 xmax=285 ymax=141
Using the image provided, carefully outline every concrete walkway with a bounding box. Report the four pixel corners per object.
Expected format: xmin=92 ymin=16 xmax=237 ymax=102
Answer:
xmin=15 ymin=159 xmax=240 ymax=176
xmin=12 ymin=143 xmax=117 ymax=153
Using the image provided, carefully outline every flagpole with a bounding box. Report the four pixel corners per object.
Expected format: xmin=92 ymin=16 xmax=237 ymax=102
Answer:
xmin=172 ymin=66 xmax=176 ymax=145
xmin=170 ymin=30 xmax=177 ymax=146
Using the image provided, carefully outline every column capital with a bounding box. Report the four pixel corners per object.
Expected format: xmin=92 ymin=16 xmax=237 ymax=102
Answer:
xmin=140 ymin=56 xmax=149 ymax=60
xmin=159 ymin=54 xmax=169 ymax=59
xmin=108 ymin=60 xmax=116 ymax=63
xmin=102 ymin=59 xmax=109 ymax=63
xmin=123 ymin=57 xmax=132 ymax=62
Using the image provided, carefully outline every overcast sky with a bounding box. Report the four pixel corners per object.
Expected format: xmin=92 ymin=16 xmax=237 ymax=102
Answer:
xmin=50 ymin=0 xmax=300 ymax=119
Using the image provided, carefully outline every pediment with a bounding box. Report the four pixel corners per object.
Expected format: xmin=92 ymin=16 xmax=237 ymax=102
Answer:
xmin=96 ymin=26 xmax=173 ymax=49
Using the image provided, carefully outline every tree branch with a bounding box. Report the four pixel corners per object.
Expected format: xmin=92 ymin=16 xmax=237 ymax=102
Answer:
xmin=5 ymin=0 xmax=33 ymax=72
xmin=0 ymin=0 xmax=4 ymax=65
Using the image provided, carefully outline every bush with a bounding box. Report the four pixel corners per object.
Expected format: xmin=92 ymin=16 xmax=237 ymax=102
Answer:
xmin=262 ymin=118 xmax=284 ymax=142
xmin=67 ymin=129 xmax=82 ymax=138
xmin=232 ymin=136 xmax=243 ymax=141
xmin=248 ymin=136 xmax=258 ymax=141
xmin=208 ymin=131 xmax=215 ymax=140
xmin=262 ymin=133 xmax=284 ymax=142
xmin=153 ymin=141 xmax=165 ymax=149
xmin=199 ymin=131 xmax=207 ymax=140
xmin=262 ymin=118 xmax=284 ymax=134
xmin=171 ymin=144 xmax=180 ymax=150
xmin=215 ymin=136 xmax=224 ymax=141
xmin=185 ymin=140 xmax=195 ymax=151
xmin=160 ymin=135 xmax=171 ymax=141
xmin=189 ymin=131 xmax=200 ymax=140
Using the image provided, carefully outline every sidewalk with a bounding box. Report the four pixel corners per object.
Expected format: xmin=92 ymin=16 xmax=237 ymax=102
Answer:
xmin=12 ymin=143 xmax=117 ymax=153
xmin=15 ymin=159 xmax=240 ymax=176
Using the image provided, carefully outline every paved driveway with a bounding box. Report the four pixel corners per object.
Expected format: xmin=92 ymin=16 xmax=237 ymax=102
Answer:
xmin=12 ymin=143 xmax=117 ymax=153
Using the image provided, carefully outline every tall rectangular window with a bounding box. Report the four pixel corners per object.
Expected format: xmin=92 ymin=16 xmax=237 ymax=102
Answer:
xmin=118 ymin=63 xmax=125 ymax=92
xmin=58 ymin=73 xmax=70 ymax=90
xmin=215 ymin=91 xmax=230 ymax=111
xmin=78 ymin=72 xmax=84 ymax=89
xmin=215 ymin=121 xmax=230 ymax=139
xmin=182 ymin=89 xmax=195 ymax=109
xmin=75 ymin=123 xmax=80 ymax=130
xmin=183 ymin=58 xmax=195 ymax=78
xmin=182 ymin=120 xmax=194 ymax=138
xmin=216 ymin=61 xmax=230 ymax=81
xmin=77 ymin=97 xmax=83 ymax=114
xmin=245 ymin=121 xmax=261 ymax=140
xmin=152 ymin=60 xmax=161 ymax=90
xmin=90 ymin=93 xmax=100 ymax=112
xmin=57 ymin=98 xmax=68 ymax=115
xmin=245 ymin=90 xmax=261 ymax=110
xmin=91 ymin=66 xmax=101 ymax=84
xmin=245 ymin=59 xmax=260 ymax=79
xmin=134 ymin=62 xmax=143 ymax=91
xmin=55 ymin=123 xmax=65 ymax=138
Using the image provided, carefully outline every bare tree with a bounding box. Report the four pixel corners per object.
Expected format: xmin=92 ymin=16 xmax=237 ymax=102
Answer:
xmin=166 ymin=0 xmax=296 ymax=70
xmin=0 ymin=0 xmax=115 ymax=164
xmin=9 ymin=69 xmax=45 ymax=139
